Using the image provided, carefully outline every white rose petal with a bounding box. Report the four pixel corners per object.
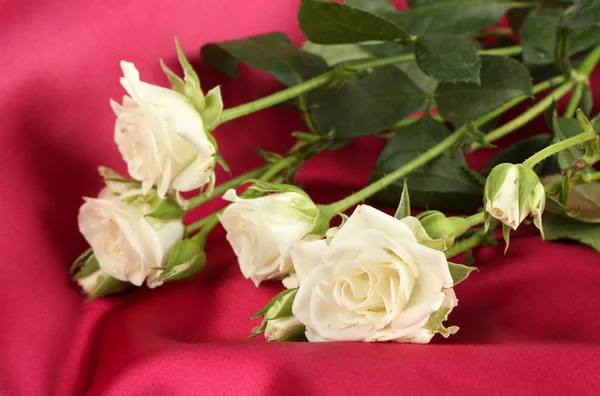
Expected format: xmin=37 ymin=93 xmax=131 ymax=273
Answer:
xmin=112 ymin=61 xmax=216 ymax=198
xmin=291 ymin=205 xmax=458 ymax=343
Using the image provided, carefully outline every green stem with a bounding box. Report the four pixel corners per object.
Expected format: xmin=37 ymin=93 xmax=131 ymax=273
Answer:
xmin=191 ymin=214 xmax=220 ymax=246
xmin=187 ymin=212 xmax=220 ymax=234
xmin=464 ymin=213 xmax=485 ymax=228
xmin=577 ymin=44 xmax=600 ymax=76
xmin=444 ymin=229 xmax=487 ymax=260
xmin=564 ymin=82 xmax=585 ymax=119
xmin=522 ymin=129 xmax=598 ymax=168
xmin=393 ymin=113 xmax=443 ymax=130
xmin=471 ymin=81 xmax=575 ymax=149
xmin=187 ymin=164 xmax=271 ymax=210
xmin=220 ymin=46 xmax=523 ymax=123
xmin=326 ymin=127 xmax=470 ymax=214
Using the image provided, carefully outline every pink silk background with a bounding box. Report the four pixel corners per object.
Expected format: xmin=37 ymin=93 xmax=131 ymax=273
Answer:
xmin=1 ymin=0 xmax=600 ymax=395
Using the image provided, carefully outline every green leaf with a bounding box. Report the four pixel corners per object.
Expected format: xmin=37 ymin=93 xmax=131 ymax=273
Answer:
xmin=395 ymin=180 xmax=411 ymax=220
xmin=435 ymin=55 xmax=533 ymax=126
xmin=145 ymin=197 xmax=185 ymax=220
xmin=562 ymin=0 xmax=600 ymax=31
xmin=201 ymin=32 xmax=332 ymax=134
xmin=544 ymin=212 xmax=600 ymax=252
xmin=543 ymin=175 xmax=600 ymax=223
xmin=345 ymin=0 xmax=398 ymax=16
xmin=518 ymin=7 xmax=600 ymax=67
xmin=552 ymin=117 xmax=585 ymax=169
xmin=364 ymin=42 xmax=438 ymax=93
xmin=308 ymin=66 xmax=427 ymax=138
xmin=201 ymin=32 xmax=322 ymax=87
xmin=414 ymin=34 xmax=481 ymax=83
xmin=302 ymin=41 xmax=371 ymax=66
xmin=519 ymin=9 xmax=562 ymax=66
xmin=391 ymin=1 xmax=509 ymax=35
xmin=581 ymin=85 xmax=593 ymax=116
xmin=370 ymin=117 xmax=484 ymax=212
xmin=483 ymin=134 xmax=553 ymax=175
xmin=448 ymin=262 xmax=477 ymax=285
xmin=298 ymin=0 xmax=411 ymax=44
xmin=250 ymin=289 xmax=297 ymax=320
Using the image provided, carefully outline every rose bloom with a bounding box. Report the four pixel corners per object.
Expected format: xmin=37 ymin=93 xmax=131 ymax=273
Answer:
xmin=111 ymin=61 xmax=216 ymax=198
xmin=219 ymin=189 xmax=319 ymax=286
xmin=291 ymin=205 xmax=458 ymax=343
xmin=78 ymin=183 xmax=184 ymax=287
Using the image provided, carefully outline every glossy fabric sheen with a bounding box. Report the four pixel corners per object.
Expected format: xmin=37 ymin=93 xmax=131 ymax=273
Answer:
xmin=1 ymin=1 xmax=599 ymax=395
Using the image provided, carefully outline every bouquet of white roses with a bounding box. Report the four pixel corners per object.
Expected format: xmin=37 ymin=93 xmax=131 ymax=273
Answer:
xmin=70 ymin=0 xmax=600 ymax=344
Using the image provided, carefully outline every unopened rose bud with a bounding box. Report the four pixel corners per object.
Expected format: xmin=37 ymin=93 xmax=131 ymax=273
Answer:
xmin=264 ymin=316 xmax=305 ymax=341
xmin=484 ymin=163 xmax=545 ymax=234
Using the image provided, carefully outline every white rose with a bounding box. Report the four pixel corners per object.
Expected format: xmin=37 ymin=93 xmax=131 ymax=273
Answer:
xmin=484 ymin=163 xmax=546 ymax=231
xmin=78 ymin=184 xmax=184 ymax=287
xmin=111 ymin=61 xmax=219 ymax=198
xmin=219 ymin=189 xmax=320 ymax=286
xmin=264 ymin=316 xmax=304 ymax=341
xmin=291 ymin=205 xmax=458 ymax=343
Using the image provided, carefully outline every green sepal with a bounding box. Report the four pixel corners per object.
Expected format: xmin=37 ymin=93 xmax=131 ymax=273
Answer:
xmin=159 ymin=59 xmax=186 ymax=94
xmin=175 ymin=36 xmax=205 ymax=111
xmin=401 ymin=215 xmax=450 ymax=252
xmin=72 ymin=254 xmax=100 ymax=281
xmin=250 ymin=288 xmax=298 ymax=320
xmin=154 ymin=239 xmax=207 ymax=283
xmin=394 ymin=180 xmax=411 ymax=220
xmin=70 ymin=247 xmax=93 ymax=275
xmin=145 ymin=196 xmax=185 ymax=220
xmin=502 ymin=223 xmax=511 ymax=254
xmin=576 ymin=108 xmax=594 ymax=132
xmin=202 ymin=86 xmax=224 ymax=130
xmin=256 ymin=148 xmax=284 ymax=164
xmin=85 ymin=275 xmax=129 ymax=302
xmin=448 ymin=262 xmax=477 ymax=285
xmin=310 ymin=205 xmax=332 ymax=236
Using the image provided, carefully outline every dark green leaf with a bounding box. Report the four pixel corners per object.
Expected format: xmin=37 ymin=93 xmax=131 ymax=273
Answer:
xmin=544 ymin=212 xmax=600 ymax=252
xmin=298 ymin=0 xmax=411 ymax=44
xmin=552 ymin=117 xmax=585 ymax=169
xmin=302 ymin=42 xmax=372 ymax=66
xmin=483 ymin=134 xmax=553 ymax=175
xmin=345 ymin=0 xmax=397 ymax=16
xmin=562 ymin=0 xmax=600 ymax=31
xmin=435 ymin=55 xmax=533 ymax=126
xmin=519 ymin=9 xmax=600 ymax=67
xmin=391 ymin=1 xmax=509 ymax=35
xmin=201 ymin=32 xmax=320 ymax=87
xmin=519 ymin=9 xmax=562 ymax=66
xmin=448 ymin=262 xmax=478 ymax=285
xmin=363 ymin=42 xmax=439 ymax=93
xmin=308 ymin=66 xmax=427 ymax=138
xmin=370 ymin=117 xmax=483 ymax=212
xmin=414 ymin=34 xmax=481 ymax=82
xmin=543 ymin=175 xmax=600 ymax=223
xmin=581 ymin=85 xmax=593 ymax=116
xmin=394 ymin=180 xmax=411 ymax=220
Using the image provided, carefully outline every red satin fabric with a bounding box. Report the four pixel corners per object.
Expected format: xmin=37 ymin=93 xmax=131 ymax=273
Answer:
xmin=1 ymin=1 xmax=600 ymax=395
